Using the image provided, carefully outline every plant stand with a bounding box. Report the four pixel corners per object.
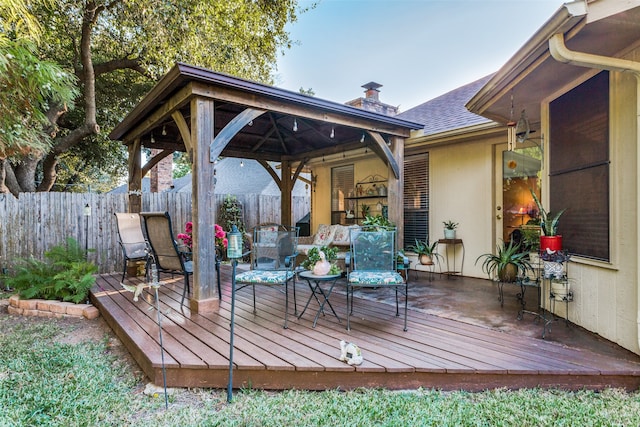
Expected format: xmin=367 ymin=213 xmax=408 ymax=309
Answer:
xmin=437 ymin=238 xmax=464 ymax=278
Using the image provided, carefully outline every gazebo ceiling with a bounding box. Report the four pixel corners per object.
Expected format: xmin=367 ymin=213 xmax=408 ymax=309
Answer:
xmin=110 ymin=63 xmax=423 ymax=163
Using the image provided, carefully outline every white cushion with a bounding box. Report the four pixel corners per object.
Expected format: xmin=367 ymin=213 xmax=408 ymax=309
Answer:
xmin=313 ymin=224 xmax=335 ymax=246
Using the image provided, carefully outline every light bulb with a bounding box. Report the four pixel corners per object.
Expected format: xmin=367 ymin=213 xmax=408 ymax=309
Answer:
xmin=162 ymin=125 xmax=166 ymax=136
xmin=240 ymin=161 xmax=244 ymax=167
xmin=150 ymin=133 xmax=155 ymax=143
xmin=360 ymin=133 xmax=365 ymax=143
xmin=330 ymin=127 xmax=335 ymax=138
xmin=293 ymin=118 xmax=298 ymax=132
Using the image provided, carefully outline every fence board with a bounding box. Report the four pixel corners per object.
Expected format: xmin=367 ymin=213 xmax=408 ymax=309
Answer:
xmin=0 ymin=192 xmax=309 ymax=274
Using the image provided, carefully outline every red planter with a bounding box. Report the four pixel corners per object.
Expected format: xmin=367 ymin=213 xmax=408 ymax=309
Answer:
xmin=540 ymin=235 xmax=562 ymax=252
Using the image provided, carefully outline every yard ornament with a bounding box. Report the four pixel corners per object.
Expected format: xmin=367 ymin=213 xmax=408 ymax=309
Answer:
xmin=339 ymin=340 xmax=363 ymax=365
xmin=312 ymin=250 xmax=331 ymax=276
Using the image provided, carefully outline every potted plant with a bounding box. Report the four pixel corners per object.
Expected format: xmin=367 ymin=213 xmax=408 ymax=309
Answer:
xmin=443 ymin=220 xmax=458 ymax=239
xmin=530 ymin=189 xmax=566 ymax=252
xmin=541 ymin=249 xmax=570 ymax=279
xmin=301 ymin=246 xmax=341 ymax=275
xmin=475 ymin=240 xmax=532 ymax=283
xmin=362 ymin=214 xmax=395 ymax=231
xmin=407 ymin=239 xmax=442 ymax=265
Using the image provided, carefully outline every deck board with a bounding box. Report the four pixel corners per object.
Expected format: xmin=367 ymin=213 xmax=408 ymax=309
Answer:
xmin=91 ymin=267 xmax=640 ymax=391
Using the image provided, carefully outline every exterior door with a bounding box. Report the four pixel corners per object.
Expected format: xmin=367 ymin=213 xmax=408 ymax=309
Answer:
xmin=495 ymin=143 xmax=543 ymax=248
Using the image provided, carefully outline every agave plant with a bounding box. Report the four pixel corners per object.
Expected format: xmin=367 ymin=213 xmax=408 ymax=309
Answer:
xmin=475 ymin=240 xmax=531 ymax=282
xmin=530 ymin=189 xmax=566 ymax=236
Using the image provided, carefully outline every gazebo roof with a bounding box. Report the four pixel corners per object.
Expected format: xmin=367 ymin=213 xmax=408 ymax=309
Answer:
xmin=109 ymin=63 xmax=423 ymax=163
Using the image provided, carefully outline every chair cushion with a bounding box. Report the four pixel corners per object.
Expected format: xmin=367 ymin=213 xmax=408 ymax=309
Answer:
xmin=348 ymin=271 xmax=404 ymax=286
xmin=236 ymin=270 xmax=295 ymax=284
xmin=313 ymin=224 xmax=335 ymax=246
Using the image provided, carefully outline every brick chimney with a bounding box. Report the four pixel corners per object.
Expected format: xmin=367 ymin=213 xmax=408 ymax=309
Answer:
xmin=150 ymin=149 xmax=173 ymax=192
xmin=345 ymin=82 xmax=398 ymax=116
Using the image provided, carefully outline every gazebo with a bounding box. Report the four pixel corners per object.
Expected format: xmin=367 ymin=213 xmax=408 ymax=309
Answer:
xmin=109 ymin=62 xmax=423 ymax=314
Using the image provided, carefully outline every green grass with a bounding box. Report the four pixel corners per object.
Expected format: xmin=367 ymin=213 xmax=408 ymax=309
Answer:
xmin=0 ymin=315 xmax=639 ymax=426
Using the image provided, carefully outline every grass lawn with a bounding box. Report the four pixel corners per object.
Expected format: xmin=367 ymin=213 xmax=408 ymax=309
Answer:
xmin=1 ymin=306 xmax=639 ymax=426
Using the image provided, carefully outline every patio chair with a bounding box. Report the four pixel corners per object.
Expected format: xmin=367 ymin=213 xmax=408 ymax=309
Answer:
xmin=234 ymin=224 xmax=299 ymax=328
xmin=345 ymin=227 xmax=409 ymax=331
xmin=140 ymin=212 xmax=193 ymax=308
xmin=114 ymin=212 xmax=150 ymax=283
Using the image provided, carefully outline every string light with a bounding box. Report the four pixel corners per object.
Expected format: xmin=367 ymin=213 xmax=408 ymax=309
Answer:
xmin=162 ymin=125 xmax=167 ymax=136
xmin=150 ymin=133 xmax=155 ymax=143
xmin=360 ymin=133 xmax=365 ymax=143
xmin=240 ymin=161 xmax=244 ymax=167
xmin=293 ymin=118 xmax=298 ymax=132
xmin=330 ymin=126 xmax=335 ymax=139
xmin=248 ymin=120 xmax=253 ymax=126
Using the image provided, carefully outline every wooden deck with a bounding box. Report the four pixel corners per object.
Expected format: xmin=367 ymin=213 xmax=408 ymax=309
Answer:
xmin=91 ymin=266 xmax=640 ymax=391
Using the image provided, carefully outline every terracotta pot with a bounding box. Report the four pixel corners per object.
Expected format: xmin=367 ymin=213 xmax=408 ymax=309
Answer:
xmin=498 ymin=263 xmax=518 ymax=282
xmin=540 ymin=235 xmax=562 ymax=252
xmin=419 ymin=254 xmax=434 ymax=265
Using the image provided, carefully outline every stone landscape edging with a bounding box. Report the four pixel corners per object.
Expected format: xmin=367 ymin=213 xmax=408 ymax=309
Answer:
xmin=7 ymin=295 xmax=100 ymax=319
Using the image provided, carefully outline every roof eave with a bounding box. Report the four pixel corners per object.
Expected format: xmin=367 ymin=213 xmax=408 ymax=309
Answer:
xmin=465 ymin=1 xmax=588 ymax=120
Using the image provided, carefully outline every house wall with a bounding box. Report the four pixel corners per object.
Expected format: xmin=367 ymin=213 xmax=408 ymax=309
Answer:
xmin=309 ymin=154 xmax=389 ymax=233
xmin=540 ymin=52 xmax=639 ymax=355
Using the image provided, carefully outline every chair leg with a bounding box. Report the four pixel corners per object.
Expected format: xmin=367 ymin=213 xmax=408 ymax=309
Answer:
xmin=403 ymin=283 xmax=408 ymax=332
xmin=252 ymin=285 xmax=257 ymax=314
xmin=181 ymin=273 xmax=190 ymax=309
xmin=283 ymin=281 xmax=289 ymax=329
xmin=215 ymin=259 xmax=222 ymax=300
xmin=121 ymin=258 xmax=127 ymax=283
xmin=346 ymin=285 xmax=351 ymax=331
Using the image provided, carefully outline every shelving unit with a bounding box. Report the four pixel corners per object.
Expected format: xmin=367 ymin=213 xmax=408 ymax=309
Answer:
xmin=344 ymin=174 xmax=388 ymax=224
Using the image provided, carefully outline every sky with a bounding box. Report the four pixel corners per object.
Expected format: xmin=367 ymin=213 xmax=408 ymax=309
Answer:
xmin=276 ymin=0 xmax=564 ymax=112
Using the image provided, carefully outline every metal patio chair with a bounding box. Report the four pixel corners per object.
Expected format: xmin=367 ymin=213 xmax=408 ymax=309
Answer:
xmin=345 ymin=227 xmax=409 ymax=331
xmin=234 ymin=224 xmax=299 ymax=328
xmin=140 ymin=212 xmax=193 ymax=308
xmin=114 ymin=212 xmax=151 ymax=283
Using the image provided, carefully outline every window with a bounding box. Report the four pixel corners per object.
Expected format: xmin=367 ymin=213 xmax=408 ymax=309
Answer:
xmin=549 ymin=71 xmax=609 ymax=260
xmin=404 ymin=154 xmax=429 ymax=246
xmin=331 ymin=165 xmax=354 ymax=225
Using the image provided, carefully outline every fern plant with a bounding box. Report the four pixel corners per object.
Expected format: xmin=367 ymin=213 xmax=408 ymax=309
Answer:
xmin=3 ymin=238 xmax=98 ymax=303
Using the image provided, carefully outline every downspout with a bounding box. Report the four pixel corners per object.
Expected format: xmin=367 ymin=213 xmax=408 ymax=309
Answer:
xmin=549 ymin=33 xmax=640 ymax=351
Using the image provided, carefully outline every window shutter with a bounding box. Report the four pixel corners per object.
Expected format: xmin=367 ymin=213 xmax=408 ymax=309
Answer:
xmin=404 ymin=154 xmax=429 ymax=246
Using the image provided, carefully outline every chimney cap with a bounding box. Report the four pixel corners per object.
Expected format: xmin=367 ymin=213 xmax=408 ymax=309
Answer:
xmin=361 ymin=82 xmax=382 ymax=91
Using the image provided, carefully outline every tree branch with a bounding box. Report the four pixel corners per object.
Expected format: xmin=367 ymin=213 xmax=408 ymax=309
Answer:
xmin=94 ymin=58 xmax=152 ymax=78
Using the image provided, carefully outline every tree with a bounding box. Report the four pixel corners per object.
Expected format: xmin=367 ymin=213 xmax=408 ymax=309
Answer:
xmin=1 ymin=0 xmax=306 ymax=195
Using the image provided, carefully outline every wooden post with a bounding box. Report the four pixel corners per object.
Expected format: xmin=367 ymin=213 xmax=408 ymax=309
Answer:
xmin=280 ymin=160 xmax=292 ymax=227
xmin=388 ymin=136 xmax=404 ymax=249
xmin=190 ymin=96 xmax=219 ymax=313
xmin=128 ymin=138 xmax=142 ymax=213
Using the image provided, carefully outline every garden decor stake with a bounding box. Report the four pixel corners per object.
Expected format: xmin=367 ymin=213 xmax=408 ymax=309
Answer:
xmin=121 ymin=256 xmax=169 ymax=410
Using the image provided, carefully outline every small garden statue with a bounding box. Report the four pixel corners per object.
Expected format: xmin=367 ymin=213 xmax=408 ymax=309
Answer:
xmin=312 ymin=250 xmax=331 ymax=276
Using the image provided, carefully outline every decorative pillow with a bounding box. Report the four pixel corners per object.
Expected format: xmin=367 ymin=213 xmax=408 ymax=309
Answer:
xmin=331 ymin=225 xmax=351 ymax=246
xmin=257 ymin=225 xmax=278 ymax=245
xmin=313 ymin=224 xmax=335 ymax=246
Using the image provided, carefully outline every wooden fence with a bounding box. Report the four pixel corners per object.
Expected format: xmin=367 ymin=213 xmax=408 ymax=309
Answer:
xmin=0 ymin=192 xmax=309 ymax=274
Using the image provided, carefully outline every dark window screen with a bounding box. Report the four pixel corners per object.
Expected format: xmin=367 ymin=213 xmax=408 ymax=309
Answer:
xmin=549 ymin=71 xmax=609 ymax=260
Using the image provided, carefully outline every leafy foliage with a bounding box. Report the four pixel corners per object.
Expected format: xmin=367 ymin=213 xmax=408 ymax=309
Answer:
xmin=218 ymin=194 xmax=245 ymax=234
xmin=443 ymin=220 xmax=459 ymax=230
xmin=3 ymin=237 xmax=97 ymax=302
xmin=0 ymin=37 xmax=77 ymax=158
xmin=361 ymin=214 xmax=394 ymax=231
xmin=475 ymin=240 xmax=531 ymax=282
xmin=2 ymin=0 xmax=304 ymax=193
xmin=530 ymin=189 xmax=566 ymax=236
xmin=301 ymin=246 xmax=340 ymax=275
xmin=407 ymin=240 xmax=443 ymax=265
